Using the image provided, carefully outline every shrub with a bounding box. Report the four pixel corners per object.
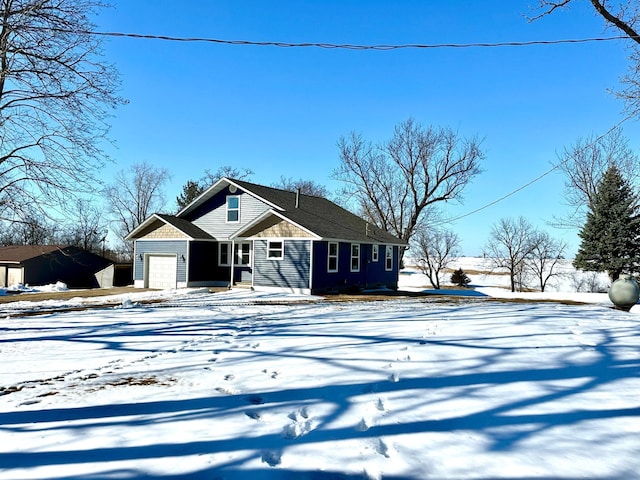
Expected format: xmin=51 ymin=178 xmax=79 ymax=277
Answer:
xmin=451 ymin=268 xmax=471 ymax=287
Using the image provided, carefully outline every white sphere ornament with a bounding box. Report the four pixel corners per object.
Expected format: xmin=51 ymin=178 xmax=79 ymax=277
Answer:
xmin=608 ymin=274 xmax=640 ymax=311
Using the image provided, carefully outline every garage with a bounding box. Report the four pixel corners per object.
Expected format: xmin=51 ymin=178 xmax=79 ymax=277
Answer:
xmin=146 ymin=255 xmax=177 ymax=290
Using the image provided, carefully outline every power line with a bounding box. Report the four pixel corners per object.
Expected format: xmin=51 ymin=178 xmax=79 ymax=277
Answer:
xmin=41 ymin=26 xmax=637 ymax=224
xmin=441 ymin=115 xmax=635 ymax=225
xmin=50 ymin=27 xmax=637 ymax=50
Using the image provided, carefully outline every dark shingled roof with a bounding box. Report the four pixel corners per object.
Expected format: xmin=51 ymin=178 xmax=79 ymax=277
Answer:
xmin=0 ymin=245 xmax=67 ymax=263
xmin=231 ymin=179 xmax=406 ymax=245
xmin=155 ymin=214 xmax=215 ymax=240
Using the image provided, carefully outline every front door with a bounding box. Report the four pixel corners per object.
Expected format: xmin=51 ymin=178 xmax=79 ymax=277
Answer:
xmin=233 ymin=241 xmax=252 ymax=283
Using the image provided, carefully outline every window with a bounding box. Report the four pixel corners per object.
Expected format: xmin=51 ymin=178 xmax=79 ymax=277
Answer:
xmin=219 ymin=243 xmax=230 ymax=266
xmin=372 ymin=244 xmax=379 ymax=262
xmin=385 ymin=246 xmax=394 ymax=271
xmin=226 ymin=196 xmax=240 ymax=223
xmin=268 ymin=240 xmax=284 ymax=260
xmin=234 ymin=242 xmax=251 ymax=266
xmin=327 ymin=242 xmax=338 ymax=272
xmin=351 ymin=244 xmax=360 ymax=272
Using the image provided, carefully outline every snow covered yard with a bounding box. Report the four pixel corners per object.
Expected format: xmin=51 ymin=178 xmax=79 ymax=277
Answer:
xmin=1 ymin=286 xmax=639 ymax=479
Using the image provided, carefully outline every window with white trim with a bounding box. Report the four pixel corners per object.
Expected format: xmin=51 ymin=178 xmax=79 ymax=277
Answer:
xmin=372 ymin=244 xmax=379 ymax=262
xmin=267 ymin=240 xmax=284 ymax=260
xmin=351 ymin=244 xmax=360 ymax=272
xmin=327 ymin=242 xmax=338 ymax=272
xmin=234 ymin=242 xmax=251 ymax=266
xmin=226 ymin=196 xmax=240 ymax=223
xmin=219 ymin=242 xmax=230 ymax=266
xmin=385 ymin=246 xmax=393 ymax=271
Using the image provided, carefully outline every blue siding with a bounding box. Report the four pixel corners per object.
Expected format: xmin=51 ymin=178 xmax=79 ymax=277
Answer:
xmin=253 ymin=239 xmax=310 ymax=289
xmin=312 ymin=241 xmax=399 ymax=292
xmin=134 ymin=240 xmax=188 ymax=283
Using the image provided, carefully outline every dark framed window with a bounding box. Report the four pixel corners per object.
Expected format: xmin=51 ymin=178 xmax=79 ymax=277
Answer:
xmin=219 ymin=243 xmax=230 ymax=266
xmin=268 ymin=240 xmax=284 ymax=260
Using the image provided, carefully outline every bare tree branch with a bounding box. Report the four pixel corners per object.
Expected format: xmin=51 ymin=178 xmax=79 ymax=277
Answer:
xmin=333 ymin=118 xmax=483 ymax=265
xmin=0 ymin=0 xmax=125 ymax=222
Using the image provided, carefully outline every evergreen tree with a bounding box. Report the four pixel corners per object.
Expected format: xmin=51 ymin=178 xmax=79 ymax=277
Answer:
xmin=450 ymin=268 xmax=471 ymax=287
xmin=573 ymin=165 xmax=640 ymax=281
xmin=176 ymin=180 xmax=205 ymax=212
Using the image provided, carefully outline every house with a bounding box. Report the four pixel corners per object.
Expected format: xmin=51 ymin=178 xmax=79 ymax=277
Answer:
xmin=0 ymin=245 xmax=115 ymax=289
xmin=126 ymin=178 xmax=407 ymax=294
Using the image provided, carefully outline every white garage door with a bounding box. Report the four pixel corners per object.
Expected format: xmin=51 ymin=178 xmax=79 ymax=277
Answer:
xmin=147 ymin=255 xmax=177 ymax=290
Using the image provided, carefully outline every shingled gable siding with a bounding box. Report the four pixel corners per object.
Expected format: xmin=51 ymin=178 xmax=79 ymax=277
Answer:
xmin=133 ymin=240 xmax=188 ymax=287
xmin=141 ymin=223 xmax=188 ymax=239
xmin=189 ymin=187 xmax=271 ymax=238
xmin=252 ymin=239 xmax=311 ymax=292
xmin=242 ymin=217 xmax=313 ymax=238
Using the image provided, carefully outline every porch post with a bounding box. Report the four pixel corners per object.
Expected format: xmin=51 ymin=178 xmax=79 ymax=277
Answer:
xmin=229 ymin=239 xmax=235 ymax=289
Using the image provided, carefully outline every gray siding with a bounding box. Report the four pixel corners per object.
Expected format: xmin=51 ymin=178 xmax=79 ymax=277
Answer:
xmin=253 ymin=239 xmax=310 ymax=290
xmin=192 ymin=190 xmax=270 ymax=239
xmin=134 ymin=240 xmax=188 ymax=283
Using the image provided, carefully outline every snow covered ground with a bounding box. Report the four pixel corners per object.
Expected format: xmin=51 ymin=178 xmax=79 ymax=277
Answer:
xmin=1 ymin=261 xmax=639 ymax=479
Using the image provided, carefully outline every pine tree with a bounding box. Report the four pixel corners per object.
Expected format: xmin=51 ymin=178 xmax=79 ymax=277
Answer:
xmin=176 ymin=180 xmax=205 ymax=212
xmin=573 ymin=165 xmax=640 ymax=281
xmin=450 ymin=268 xmax=471 ymax=287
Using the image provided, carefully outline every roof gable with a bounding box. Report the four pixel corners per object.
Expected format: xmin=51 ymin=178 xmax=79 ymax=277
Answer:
xmin=125 ymin=214 xmax=215 ymax=241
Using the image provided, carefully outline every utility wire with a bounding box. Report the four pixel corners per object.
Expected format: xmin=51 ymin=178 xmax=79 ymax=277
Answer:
xmin=45 ymin=26 xmax=636 ymax=222
xmin=48 ymin=27 xmax=637 ymax=50
xmin=440 ymin=114 xmax=635 ymax=225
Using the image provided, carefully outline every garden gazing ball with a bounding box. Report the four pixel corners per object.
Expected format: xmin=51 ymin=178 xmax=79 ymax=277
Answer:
xmin=608 ymin=274 xmax=640 ymax=311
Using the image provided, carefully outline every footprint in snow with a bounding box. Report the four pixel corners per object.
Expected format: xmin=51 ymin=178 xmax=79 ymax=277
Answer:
xmin=283 ymin=407 xmax=314 ymax=439
xmin=355 ymin=398 xmax=387 ymax=432
xmin=261 ymin=450 xmax=282 ymax=467
xmin=375 ymin=438 xmax=394 ymax=458
xmin=246 ymin=394 xmax=265 ymax=405
xmin=245 ymin=410 xmax=261 ymax=420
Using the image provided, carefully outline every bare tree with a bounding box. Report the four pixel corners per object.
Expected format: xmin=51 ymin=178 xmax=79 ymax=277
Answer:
xmin=0 ymin=214 xmax=56 ymax=245
xmin=531 ymin=1 xmax=640 ymax=116
xmin=0 ymin=0 xmax=124 ymax=221
xmin=59 ymin=198 xmax=109 ymax=254
xmin=484 ymin=217 xmax=536 ymax=292
xmin=414 ymin=228 xmax=460 ymax=289
xmin=334 ymin=118 xmax=483 ymax=265
xmin=201 ymin=166 xmax=253 ymax=186
xmin=526 ymin=230 xmax=568 ymax=292
xmin=271 ymin=176 xmax=329 ymax=197
xmin=554 ymin=128 xmax=639 ymax=228
xmin=105 ymin=161 xmax=170 ymax=256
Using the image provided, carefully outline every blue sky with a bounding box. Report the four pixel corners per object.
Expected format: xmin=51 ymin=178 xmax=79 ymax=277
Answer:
xmin=95 ymin=1 xmax=639 ymax=256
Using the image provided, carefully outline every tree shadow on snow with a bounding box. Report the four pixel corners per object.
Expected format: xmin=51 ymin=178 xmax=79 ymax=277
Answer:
xmin=1 ymin=301 xmax=639 ymax=478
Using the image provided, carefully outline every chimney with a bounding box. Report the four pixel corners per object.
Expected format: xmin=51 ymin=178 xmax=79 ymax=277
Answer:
xmin=295 ymin=188 xmax=300 ymax=208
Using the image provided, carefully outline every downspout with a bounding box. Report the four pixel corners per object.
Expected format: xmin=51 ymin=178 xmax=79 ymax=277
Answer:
xmin=229 ymin=239 xmax=235 ymax=289
xmin=309 ymin=240 xmax=314 ymax=293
